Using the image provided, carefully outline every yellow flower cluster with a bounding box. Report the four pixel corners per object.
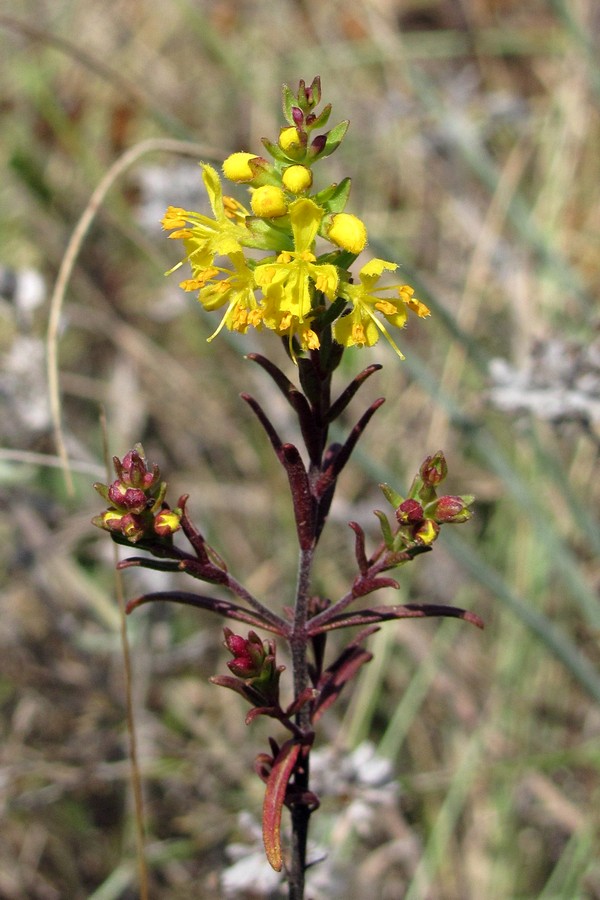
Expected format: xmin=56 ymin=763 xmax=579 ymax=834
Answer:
xmin=161 ymin=79 xmax=429 ymax=358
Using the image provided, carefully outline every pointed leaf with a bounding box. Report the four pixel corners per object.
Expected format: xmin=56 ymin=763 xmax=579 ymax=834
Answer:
xmin=125 ymin=590 xmax=286 ymax=633
xmin=320 ymin=120 xmax=350 ymax=158
xmin=379 ymin=482 xmax=404 ymax=509
xmin=327 ymin=364 xmax=382 ymax=423
xmin=263 ymin=739 xmax=301 ymax=871
xmin=373 ymin=509 xmax=394 ymax=548
xmin=309 ymin=102 xmax=332 ymax=130
xmin=282 ymin=83 xmax=296 ymax=122
xmin=312 ymin=603 xmax=485 ymax=633
xmin=241 ymin=393 xmax=284 ymax=456
xmin=281 ymin=443 xmax=315 ymax=550
xmin=315 ymin=398 xmax=385 ymax=499
xmin=312 ymin=627 xmax=379 ymax=722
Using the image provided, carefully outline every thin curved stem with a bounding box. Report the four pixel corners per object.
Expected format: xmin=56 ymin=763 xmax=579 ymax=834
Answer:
xmin=47 ymin=137 xmax=217 ymax=494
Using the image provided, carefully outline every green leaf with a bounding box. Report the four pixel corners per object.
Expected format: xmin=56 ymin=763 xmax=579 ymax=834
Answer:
xmin=380 ymin=482 xmax=404 ymax=508
xmin=281 ymin=84 xmax=296 ymax=123
xmin=374 ymin=509 xmax=394 ymax=547
xmin=321 ymin=120 xmax=350 ymax=158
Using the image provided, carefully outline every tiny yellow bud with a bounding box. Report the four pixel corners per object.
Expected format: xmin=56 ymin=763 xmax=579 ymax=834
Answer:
xmin=282 ymin=165 xmax=313 ymax=194
xmin=251 ymin=185 xmax=288 ymax=218
xmin=279 ymin=126 xmax=304 ymax=159
xmin=223 ymin=152 xmax=260 ymax=183
xmin=328 ymin=213 xmax=368 ymax=255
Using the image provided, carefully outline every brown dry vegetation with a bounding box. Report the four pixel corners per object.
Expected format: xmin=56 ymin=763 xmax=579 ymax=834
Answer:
xmin=1 ymin=1 xmax=600 ymax=898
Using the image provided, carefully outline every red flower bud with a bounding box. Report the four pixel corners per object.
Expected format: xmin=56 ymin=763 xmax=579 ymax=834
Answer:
xmin=119 ymin=447 xmax=157 ymax=489
xmin=108 ymin=482 xmax=148 ymax=512
xmin=396 ymin=498 xmax=424 ymax=525
xmin=420 ymin=451 xmax=448 ymax=486
xmin=432 ymin=495 xmax=473 ymax=523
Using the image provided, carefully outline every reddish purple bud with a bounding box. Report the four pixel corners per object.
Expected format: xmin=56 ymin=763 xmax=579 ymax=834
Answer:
xmin=108 ymin=482 xmax=147 ymax=512
xmin=225 ymin=631 xmax=249 ymax=656
xmin=292 ymin=106 xmax=304 ymax=127
xmin=228 ymin=654 xmax=258 ymax=679
xmin=223 ymin=628 xmax=267 ymax=678
xmin=396 ymin=498 xmax=424 ymax=525
xmin=420 ymin=451 xmax=448 ymax=486
xmin=310 ymin=134 xmax=327 ymax=156
xmin=120 ymin=447 xmax=157 ymax=489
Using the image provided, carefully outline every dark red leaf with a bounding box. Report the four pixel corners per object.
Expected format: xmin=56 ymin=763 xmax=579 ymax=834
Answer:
xmin=262 ymin=739 xmax=301 ymax=871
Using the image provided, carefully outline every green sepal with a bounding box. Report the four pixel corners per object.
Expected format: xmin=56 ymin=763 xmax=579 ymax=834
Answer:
xmin=282 ymin=83 xmax=296 ymax=123
xmin=313 ymin=177 xmax=352 ymax=214
xmin=317 ymin=120 xmax=349 ymax=159
xmin=245 ymin=217 xmax=294 ymax=252
xmin=316 ymin=249 xmax=357 ymax=271
xmin=374 ymin=509 xmax=394 ymax=548
xmin=93 ymin=481 xmax=110 ymax=502
xmin=309 ymin=102 xmax=332 ymax=130
xmin=261 ymin=136 xmax=302 ymax=166
xmin=379 ymin=482 xmax=404 ymax=509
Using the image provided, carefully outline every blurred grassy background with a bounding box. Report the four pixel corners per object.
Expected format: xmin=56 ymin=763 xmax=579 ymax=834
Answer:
xmin=1 ymin=1 xmax=599 ymax=897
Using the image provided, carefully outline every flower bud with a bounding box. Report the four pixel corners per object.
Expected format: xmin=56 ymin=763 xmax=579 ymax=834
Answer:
xmin=282 ymin=164 xmax=313 ymax=194
xmin=94 ymin=509 xmax=126 ymax=532
xmin=278 ymin=126 xmax=305 ymax=159
xmin=395 ymin=498 xmax=424 ymax=525
xmin=419 ymin=451 xmax=448 ymax=487
xmin=327 ymin=213 xmax=368 ymax=255
xmin=119 ymin=447 xmax=157 ymax=489
xmin=120 ymin=513 xmax=147 ymax=543
xmin=153 ymin=508 xmax=182 ymax=536
xmin=251 ymin=185 xmax=288 ymax=218
xmin=108 ymin=482 xmax=148 ymax=513
xmin=432 ymin=495 xmax=473 ymax=524
xmin=413 ymin=519 xmax=440 ymax=546
xmin=222 ymin=152 xmax=265 ymax=183
xmin=223 ymin=628 xmax=268 ymax=679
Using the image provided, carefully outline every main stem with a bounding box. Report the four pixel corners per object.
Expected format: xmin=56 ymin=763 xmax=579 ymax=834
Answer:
xmin=288 ymin=544 xmax=314 ymax=900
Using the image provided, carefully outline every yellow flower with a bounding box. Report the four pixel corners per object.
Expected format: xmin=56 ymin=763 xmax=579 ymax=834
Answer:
xmin=251 ymin=185 xmax=288 ymax=218
xmin=161 ymin=164 xmax=260 ymax=276
xmin=282 ymin=165 xmax=313 ymax=194
xmin=222 ymin=152 xmax=262 ymax=183
xmin=254 ymin=198 xmax=338 ymax=351
xmin=279 ymin=126 xmax=304 ymax=159
xmin=333 ymin=258 xmax=430 ymax=357
xmin=185 ymin=253 xmax=262 ymax=341
xmin=327 ymin=213 xmax=368 ymax=255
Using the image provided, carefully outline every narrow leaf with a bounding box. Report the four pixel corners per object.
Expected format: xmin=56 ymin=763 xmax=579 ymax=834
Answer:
xmin=327 ymin=364 xmax=382 ymax=423
xmin=263 ymin=740 xmax=301 ymax=871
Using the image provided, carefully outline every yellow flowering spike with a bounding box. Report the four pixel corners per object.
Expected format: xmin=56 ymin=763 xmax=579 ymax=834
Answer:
xmin=251 ymin=185 xmax=288 ymax=218
xmin=327 ymin=213 xmax=368 ymax=255
xmin=282 ymin=165 xmax=313 ymax=194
